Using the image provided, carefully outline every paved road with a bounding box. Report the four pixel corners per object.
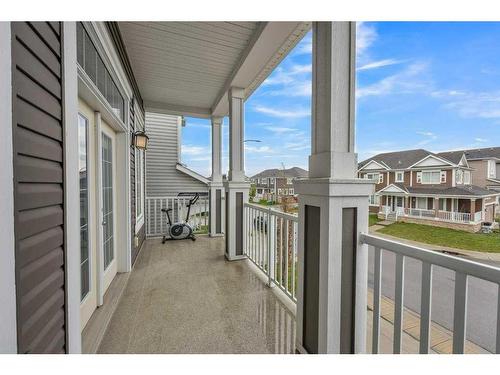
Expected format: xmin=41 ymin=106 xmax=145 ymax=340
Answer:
xmin=368 ymin=251 xmax=500 ymax=353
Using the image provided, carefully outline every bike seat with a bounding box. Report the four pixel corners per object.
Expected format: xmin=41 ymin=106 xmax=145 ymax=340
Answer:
xmin=161 ymin=208 xmax=172 ymax=213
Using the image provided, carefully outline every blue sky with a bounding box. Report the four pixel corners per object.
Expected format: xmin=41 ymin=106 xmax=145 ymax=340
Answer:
xmin=181 ymin=22 xmax=500 ymax=177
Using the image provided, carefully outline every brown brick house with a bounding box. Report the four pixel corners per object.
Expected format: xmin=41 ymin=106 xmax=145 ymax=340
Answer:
xmin=358 ymin=149 xmax=500 ymax=231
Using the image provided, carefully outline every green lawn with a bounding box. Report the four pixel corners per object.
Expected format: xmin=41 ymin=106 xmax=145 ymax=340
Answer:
xmin=377 ymin=222 xmax=500 ymax=253
xmin=369 ymin=213 xmax=381 ymax=227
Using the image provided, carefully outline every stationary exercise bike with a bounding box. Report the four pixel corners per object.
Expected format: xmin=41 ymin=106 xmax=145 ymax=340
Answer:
xmin=161 ymin=193 xmax=199 ymax=243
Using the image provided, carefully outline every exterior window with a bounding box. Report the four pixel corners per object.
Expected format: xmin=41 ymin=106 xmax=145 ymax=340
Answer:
xmin=77 ymin=23 xmax=125 ymax=121
xmin=488 ymin=160 xmax=496 ymax=178
xmin=286 ymin=178 xmax=293 ymax=184
xmin=416 ymin=197 xmax=427 ymax=209
xmin=78 ymin=114 xmax=90 ymax=301
xmin=440 ymin=171 xmax=447 ymax=183
xmin=464 ymin=170 xmax=471 ymax=185
xmin=395 ymin=171 xmax=404 ymax=182
xmin=456 ymin=169 xmax=464 ymax=184
xmin=289 ymin=188 xmax=294 ymax=195
xmin=369 ymin=194 xmax=380 ymax=206
xmin=135 ymin=148 xmax=145 ymax=223
xmin=420 ymin=171 xmax=441 ymax=184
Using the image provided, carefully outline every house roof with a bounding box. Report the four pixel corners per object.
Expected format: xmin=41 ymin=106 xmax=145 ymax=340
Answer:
xmin=359 ymin=149 xmax=452 ymax=170
xmin=251 ymin=167 xmax=308 ymax=179
xmin=406 ymin=185 xmax=496 ymax=197
xmin=442 ymin=147 xmax=500 ymax=161
xmin=435 ymin=150 xmax=466 ymax=165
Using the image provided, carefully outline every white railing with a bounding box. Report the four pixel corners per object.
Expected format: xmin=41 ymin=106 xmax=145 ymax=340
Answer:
xmin=244 ymin=202 xmax=298 ymax=302
xmin=474 ymin=211 xmax=483 ymax=223
xmin=404 ymin=207 xmax=436 ymax=219
xmin=145 ymin=196 xmax=209 ymax=237
xmin=360 ymin=233 xmax=500 ymax=354
xmin=437 ymin=210 xmax=472 ymax=223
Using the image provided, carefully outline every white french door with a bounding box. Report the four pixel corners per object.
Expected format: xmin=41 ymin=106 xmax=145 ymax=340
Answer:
xmin=100 ymin=122 xmax=117 ymax=294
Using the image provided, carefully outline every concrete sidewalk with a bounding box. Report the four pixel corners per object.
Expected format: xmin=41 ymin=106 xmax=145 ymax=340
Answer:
xmin=366 ymin=289 xmax=490 ymax=354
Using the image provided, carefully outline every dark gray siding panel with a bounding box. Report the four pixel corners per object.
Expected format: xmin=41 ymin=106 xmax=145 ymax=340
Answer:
xmin=303 ymin=205 xmax=320 ymax=354
xmin=11 ymin=22 xmax=66 ymax=354
xmin=235 ymin=192 xmax=243 ymax=256
xmin=340 ymin=207 xmax=357 ymax=354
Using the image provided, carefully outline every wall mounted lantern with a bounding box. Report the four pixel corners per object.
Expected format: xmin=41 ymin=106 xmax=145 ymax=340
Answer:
xmin=132 ymin=131 xmax=149 ymax=150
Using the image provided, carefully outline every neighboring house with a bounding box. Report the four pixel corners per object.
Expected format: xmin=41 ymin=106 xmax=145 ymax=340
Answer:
xmin=250 ymin=167 xmax=308 ymax=202
xmin=358 ymin=149 xmax=500 ymax=232
xmin=439 ymin=147 xmax=500 ymax=195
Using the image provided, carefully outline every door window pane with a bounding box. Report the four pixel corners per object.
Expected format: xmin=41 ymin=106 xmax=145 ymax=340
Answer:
xmin=79 ymin=114 xmax=90 ymax=301
xmin=102 ymin=133 xmax=114 ymax=269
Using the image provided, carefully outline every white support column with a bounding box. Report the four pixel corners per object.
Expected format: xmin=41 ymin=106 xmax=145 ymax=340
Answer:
xmin=224 ymin=87 xmax=250 ymax=260
xmin=0 ymin=21 xmax=18 ymax=354
xmin=295 ymin=22 xmax=373 ymax=354
xmin=209 ymin=116 xmax=224 ymax=237
xmin=62 ymin=21 xmax=82 ymax=354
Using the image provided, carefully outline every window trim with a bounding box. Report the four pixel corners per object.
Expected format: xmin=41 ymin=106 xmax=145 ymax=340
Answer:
xmin=419 ymin=170 xmax=441 ymax=184
xmin=395 ymin=171 xmax=404 ymax=183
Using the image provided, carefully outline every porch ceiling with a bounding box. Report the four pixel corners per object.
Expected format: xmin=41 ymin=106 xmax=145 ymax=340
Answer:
xmin=118 ymin=22 xmax=310 ymax=118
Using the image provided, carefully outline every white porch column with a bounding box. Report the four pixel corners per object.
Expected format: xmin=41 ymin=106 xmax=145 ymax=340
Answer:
xmin=224 ymin=87 xmax=249 ymax=260
xmin=209 ymin=116 xmax=224 ymax=237
xmin=294 ymin=22 xmax=373 ymax=354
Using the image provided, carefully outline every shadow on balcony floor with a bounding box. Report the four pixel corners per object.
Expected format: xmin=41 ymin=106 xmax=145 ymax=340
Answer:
xmin=98 ymin=236 xmax=296 ymax=353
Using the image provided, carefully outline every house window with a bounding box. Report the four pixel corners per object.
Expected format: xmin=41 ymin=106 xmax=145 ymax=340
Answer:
xmin=488 ymin=160 xmax=496 ymax=178
xmin=440 ymin=171 xmax=447 ymax=183
xmin=395 ymin=171 xmax=404 ymax=182
xmin=369 ymin=194 xmax=380 ymax=206
xmin=416 ymin=197 xmax=428 ymax=209
xmin=456 ymin=169 xmax=464 ymax=184
xmin=286 ymin=178 xmax=293 ymax=184
xmin=420 ymin=171 xmax=441 ymax=184
xmin=135 ymin=148 xmax=145 ymax=224
xmin=289 ymin=188 xmax=294 ymax=195
xmin=77 ymin=23 xmax=125 ymax=121
xmin=464 ymin=170 xmax=471 ymax=185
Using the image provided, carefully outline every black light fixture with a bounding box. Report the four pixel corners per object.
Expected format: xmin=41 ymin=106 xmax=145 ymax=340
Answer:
xmin=244 ymin=139 xmax=262 ymax=143
xmin=133 ymin=131 xmax=149 ymax=150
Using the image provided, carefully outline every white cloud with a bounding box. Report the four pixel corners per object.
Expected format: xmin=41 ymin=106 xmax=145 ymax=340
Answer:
xmin=356 ymin=22 xmax=377 ymax=58
xmin=357 ymin=59 xmax=405 ymax=71
xmin=285 ymin=139 xmax=310 ymax=151
xmin=263 ymin=64 xmax=311 ymax=86
xmin=414 ymin=131 xmax=438 ymax=147
xmin=475 ymin=138 xmax=488 ymax=143
xmin=244 ymin=145 xmax=273 ymax=153
xmin=253 ymin=105 xmax=310 ymax=118
xmin=182 ymin=145 xmax=208 ymax=155
xmin=416 ymin=131 xmax=435 ymax=137
xmin=441 ymin=91 xmax=500 ymax=119
xmin=266 ymin=126 xmax=297 ymax=134
xmin=357 ymin=62 xmax=430 ymax=98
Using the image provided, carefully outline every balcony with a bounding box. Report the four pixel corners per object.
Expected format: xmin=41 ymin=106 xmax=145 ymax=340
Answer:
xmin=95 ymin=201 xmax=500 ymax=354
xmin=97 ymin=236 xmax=296 ymax=354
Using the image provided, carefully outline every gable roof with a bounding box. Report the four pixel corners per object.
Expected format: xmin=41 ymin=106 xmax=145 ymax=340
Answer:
xmin=359 ymin=149 xmax=452 ymax=170
xmin=449 ymin=147 xmax=500 ymax=161
xmin=251 ymin=166 xmax=308 ymax=179
xmin=436 ymin=150 xmax=466 ymax=165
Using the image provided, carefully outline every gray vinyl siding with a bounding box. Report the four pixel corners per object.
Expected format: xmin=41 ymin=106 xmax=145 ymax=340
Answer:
xmin=11 ymin=22 xmax=66 ymax=354
xmin=145 ymin=112 xmax=208 ymax=197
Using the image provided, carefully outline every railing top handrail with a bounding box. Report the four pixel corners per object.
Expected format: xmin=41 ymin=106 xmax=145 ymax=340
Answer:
xmin=146 ymin=196 xmax=208 ymax=200
xmin=244 ymin=202 xmax=298 ymax=222
xmin=360 ymin=233 xmax=500 ymax=285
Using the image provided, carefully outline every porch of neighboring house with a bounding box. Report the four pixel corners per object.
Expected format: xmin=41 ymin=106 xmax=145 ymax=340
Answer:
xmin=378 ymin=194 xmax=485 ymax=230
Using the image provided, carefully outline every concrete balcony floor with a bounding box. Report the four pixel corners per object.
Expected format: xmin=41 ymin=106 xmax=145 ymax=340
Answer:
xmin=98 ymin=237 xmax=296 ymax=353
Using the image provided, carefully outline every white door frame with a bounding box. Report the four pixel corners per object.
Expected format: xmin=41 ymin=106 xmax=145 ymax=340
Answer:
xmin=100 ymin=120 xmax=118 ymax=298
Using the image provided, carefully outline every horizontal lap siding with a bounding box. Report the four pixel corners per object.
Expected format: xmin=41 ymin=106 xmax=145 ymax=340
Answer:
xmin=11 ymin=22 xmax=66 ymax=354
xmin=145 ymin=112 xmax=208 ymax=196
